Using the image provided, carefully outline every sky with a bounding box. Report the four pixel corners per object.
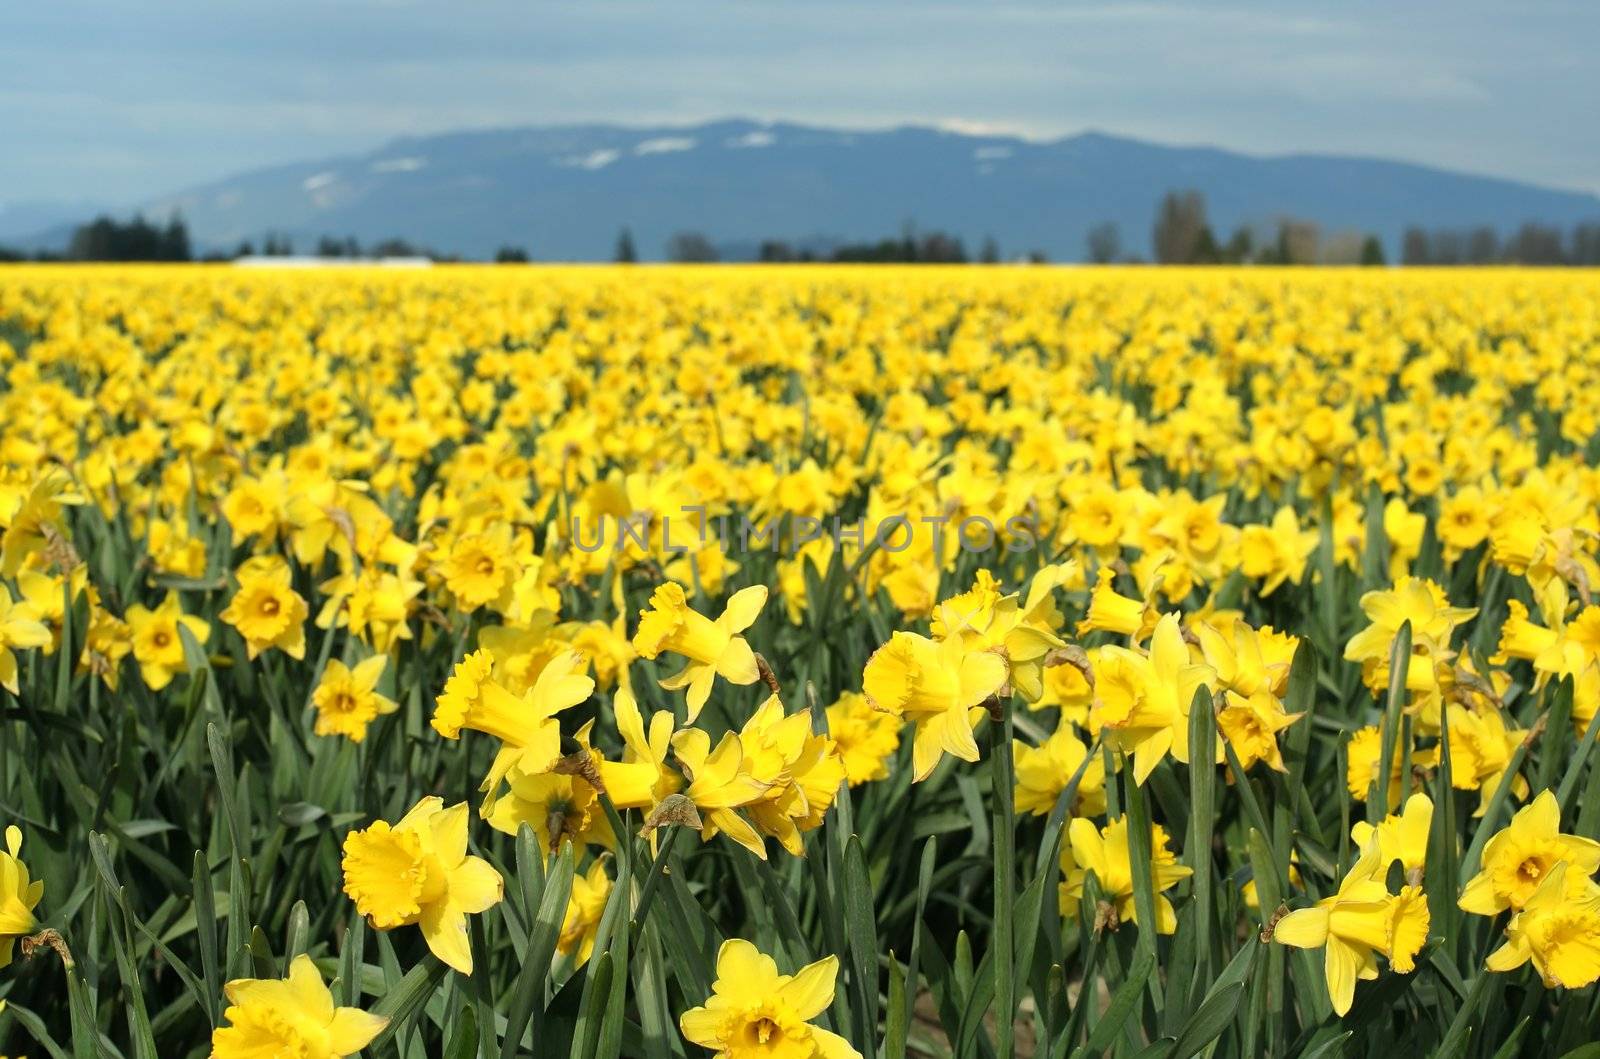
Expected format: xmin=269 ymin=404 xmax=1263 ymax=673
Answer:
xmin=4 ymin=0 xmax=1598 ymax=209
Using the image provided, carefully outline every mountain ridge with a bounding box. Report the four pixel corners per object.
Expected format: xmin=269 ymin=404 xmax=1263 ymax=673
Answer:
xmin=13 ymin=118 xmax=1600 ymax=260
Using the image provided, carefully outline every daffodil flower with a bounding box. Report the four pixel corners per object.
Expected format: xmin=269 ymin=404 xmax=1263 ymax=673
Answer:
xmin=1459 ymin=789 xmax=1600 ymax=916
xmin=1013 ymin=722 xmax=1105 ymax=816
xmin=125 ymin=591 xmax=210 ymax=691
xmin=1091 ymin=613 xmax=1217 ymax=785
xmin=211 ymin=955 xmax=387 ymax=1058
xmin=0 ymin=824 xmax=44 ymax=968
xmin=1060 ymin=815 xmax=1191 ymax=932
xmin=310 ymin=656 xmax=398 ymax=742
xmin=1272 ymin=840 xmax=1429 ymax=1015
xmin=679 ymin=939 xmax=861 ymax=1059
xmin=1485 ymin=861 xmax=1600 ymax=989
xmin=863 ymin=630 xmax=1007 ymax=781
xmin=340 ymin=797 xmax=504 ymax=975
xmin=0 ymin=587 xmax=50 ymax=695
xmin=1351 ymin=791 xmax=1433 ymax=882
xmin=633 ymin=582 xmax=767 ymax=722
xmin=671 ymin=727 xmax=773 ymax=858
xmin=1344 ymin=577 xmax=1475 ymax=665
xmin=602 ymin=683 xmax=682 ymax=812
xmin=431 ymin=648 xmax=595 ymax=794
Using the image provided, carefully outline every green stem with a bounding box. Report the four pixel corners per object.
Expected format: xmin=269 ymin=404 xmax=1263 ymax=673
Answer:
xmin=989 ymin=700 xmax=1016 ymax=1059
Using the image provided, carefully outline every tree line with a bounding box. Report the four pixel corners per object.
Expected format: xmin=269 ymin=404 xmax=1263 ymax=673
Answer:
xmin=1400 ymin=222 xmax=1600 ymax=266
xmin=5 ymin=198 xmax=1599 ymax=265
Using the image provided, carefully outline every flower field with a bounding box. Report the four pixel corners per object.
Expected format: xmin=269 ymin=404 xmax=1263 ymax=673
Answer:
xmin=2 ymin=263 xmax=1600 ymax=1057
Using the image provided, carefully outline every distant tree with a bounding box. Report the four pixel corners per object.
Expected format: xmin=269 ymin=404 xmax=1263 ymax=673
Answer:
xmin=261 ymin=232 xmax=294 ymax=256
xmin=494 ymin=245 xmax=530 ymax=263
xmin=1221 ymin=227 xmax=1254 ymax=264
xmin=1573 ymin=222 xmax=1600 ymax=266
xmin=370 ymin=237 xmax=423 ymax=258
xmin=1086 ymin=223 xmax=1120 ymax=264
xmin=316 ymin=236 xmax=349 ymax=258
xmin=1193 ymin=226 xmax=1221 ymax=264
xmin=1359 ymin=235 xmax=1386 ymax=266
xmin=978 ymin=236 xmax=999 ymax=264
xmin=1503 ymin=223 xmax=1565 ymax=265
xmin=666 ymin=232 xmax=718 ymax=263
xmin=1430 ymin=230 xmax=1463 ymax=265
xmin=614 ymin=228 xmax=638 ymax=263
xmin=67 ymin=214 xmax=190 ymax=261
xmin=1401 ymin=227 xmax=1430 ymax=266
xmin=1024 ymin=249 xmax=1049 ymax=264
xmin=917 ymin=232 xmax=968 ymax=263
xmin=160 ymin=214 xmax=191 ymax=261
xmin=1465 ymin=227 xmax=1499 ymax=264
xmin=1152 ymin=190 xmax=1209 ymax=264
xmin=234 ymin=240 xmax=255 ymax=258
xmin=758 ymin=240 xmax=796 ymax=263
xmin=0 ymin=245 xmax=24 ymax=263
xmin=1285 ymin=220 xmax=1320 ymax=265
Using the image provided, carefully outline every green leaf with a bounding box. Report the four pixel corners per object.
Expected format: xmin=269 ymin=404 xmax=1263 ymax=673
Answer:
xmin=1070 ymin=945 xmax=1156 ymax=1059
xmin=1168 ymin=982 xmax=1243 ymax=1059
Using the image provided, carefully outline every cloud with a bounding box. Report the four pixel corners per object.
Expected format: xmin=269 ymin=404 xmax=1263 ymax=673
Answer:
xmin=559 ymin=149 xmax=620 ymax=170
xmin=371 ymin=156 xmax=426 ymax=172
xmin=725 ymin=130 xmax=775 ymax=148
xmin=634 ymin=136 xmax=696 ymax=155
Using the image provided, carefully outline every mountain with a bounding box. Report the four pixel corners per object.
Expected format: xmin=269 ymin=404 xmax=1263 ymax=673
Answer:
xmin=17 ymin=119 xmax=1600 ymax=260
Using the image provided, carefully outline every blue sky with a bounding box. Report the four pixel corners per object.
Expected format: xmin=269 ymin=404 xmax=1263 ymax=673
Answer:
xmin=4 ymin=1 xmax=1597 ymax=206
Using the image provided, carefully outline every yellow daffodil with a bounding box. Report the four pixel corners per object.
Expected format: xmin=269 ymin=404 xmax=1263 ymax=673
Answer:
xmin=824 ymin=691 xmax=902 ymax=786
xmin=633 ymin=582 xmax=767 ymax=722
xmin=1216 ymin=690 xmax=1302 ymax=773
xmin=1090 ymin=613 xmax=1217 ymax=785
xmin=733 ymin=695 xmax=846 ymax=854
xmin=310 ymin=656 xmax=397 ymax=742
xmin=862 ymin=630 xmax=1007 ymax=781
xmin=1061 ymin=815 xmax=1191 ymax=933
xmin=1485 ymin=861 xmax=1600 ymax=989
xmin=0 ymin=471 xmax=83 ymax=577
xmin=431 ymin=648 xmax=595 ymax=794
xmin=125 ymin=591 xmax=210 ymax=691
xmin=1459 ymin=790 xmax=1600 ymax=916
xmin=679 ymin=939 xmax=861 ymax=1059
xmin=341 ymin=797 xmax=504 ymax=974
xmin=1077 ymin=568 xmax=1157 ymax=642
xmin=1239 ymin=505 xmax=1318 ymax=595
xmin=484 ymin=720 xmax=610 ymax=851
xmin=1344 ymin=577 xmax=1475 ymax=665
xmin=1272 ymin=840 xmax=1430 ymax=1015
xmin=929 ymin=566 xmax=1068 ymax=703
xmin=0 ymin=825 xmax=44 ymax=968
xmin=220 ymin=555 xmax=309 ymax=660
xmin=1351 ymin=792 xmax=1433 ymax=882
xmin=602 ymin=684 xmax=682 ymax=811
xmin=1013 ymin=722 xmax=1106 ymax=816
xmin=76 ymin=601 xmax=130 ymax=689
xmin=1195 ymin=618 xmax=1295 ymax=699
xmin=438 ymin=526 xmax=520 ymax=612
xmin=671 ymin=727 xmax=773 ymax=858
xmin=210 ymin=954 xmax=387 ymax=1059
xmin=557 ymin=859 xmax=613 ymax=968
xmin=1344 ymin=724 xmax=1438 ymax=804
xmin=1444 ymin=701 xmax=1528 ymax=816
xmin=0 ymin=586 xmax=50 ymax=695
